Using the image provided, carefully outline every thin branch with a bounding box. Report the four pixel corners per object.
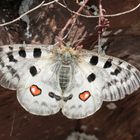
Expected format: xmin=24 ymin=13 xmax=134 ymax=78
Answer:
xmin=0 ymin=0 xmax=56 ymax=27
xmin=0 ymin=0 xmax=139 ymax=27
xmin=61 ymin=19 xmax=76 ymax=41
xmin=58 ymin=0 xmax=89 ymax=41
xmin=57 ymin=1 xmax=140 ymax=18
xmin=98 ymin=0 xmax=102 ymax=54
xmin=105 ymin=2 xmax=140 ymax=17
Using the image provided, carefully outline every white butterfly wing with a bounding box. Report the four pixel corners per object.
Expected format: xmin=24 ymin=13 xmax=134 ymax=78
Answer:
xmin=0 ymin=44 xmax=54 ymax=90
xmin=62 ymin=62 xmax=104 ymax=119
xmin=82 ymin=51 xmax=140 ymax=101
xmin=17 ymin=60 xmax=62 ymax=116
xmin=0 ymin=44 xmax=62 ymax=116
xmin=0 ymin=44 xmax=139 ymax=119
xmin=62 ymin=51 xmax=140 ymax=119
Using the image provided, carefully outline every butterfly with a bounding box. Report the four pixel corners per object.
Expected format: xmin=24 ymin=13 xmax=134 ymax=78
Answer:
xmin=0 ymin=44 xmax=139 ymax=119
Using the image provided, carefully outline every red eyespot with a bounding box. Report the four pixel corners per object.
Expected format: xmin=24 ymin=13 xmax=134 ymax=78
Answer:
xmin=30 ymin=85 xmax=42 ymax=96
xmin=79 ymin=91 xmax=91 ymax=101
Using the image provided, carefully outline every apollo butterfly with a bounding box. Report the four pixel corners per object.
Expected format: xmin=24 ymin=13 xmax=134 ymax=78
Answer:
xmin=0 ymin=44 xmax=139 ymax=119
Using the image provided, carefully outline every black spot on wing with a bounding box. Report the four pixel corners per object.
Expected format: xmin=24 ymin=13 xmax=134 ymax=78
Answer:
xmin=63 ymin=94 xmax=73 ymax=102
xmin=33 ymin=48 xmax=42 ymax=58
xmin=89 ymin=55 xmax=98 ymax=65
xmin=107 ymin=82 xmax=111 ymax=87
xmin=6 ymin=65 xmax=20 ymax=80
xmin=48 ymin=92 xmax=55 ymax=98
xmin=111 ymin=67 xmax=122 ymax=76
xmin=7 ymin=52 xmax=18 ymax=63
xmin=19 ymin=47 xmax=26 ymax=58
xmin=9 ymin=46 xmax=13 ymax=50
xmin=30 ymin=66 xmax=37 ymax=76
xmin=118 ymin=61 xmax=123 ymax=65
xmin=55 ymin=95 xmax=62 ymax=101
xmin=48 ymin=92 xmax=61 ymax=101
xmin=6 ymin=65 xmax=16 ymax=75
xmin=87 ymin=73 xmax=96 ymax=82
xmin=103 ymin=59 xmax=112 ymax=68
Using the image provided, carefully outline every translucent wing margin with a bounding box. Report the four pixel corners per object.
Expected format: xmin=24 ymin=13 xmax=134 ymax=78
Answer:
xmin=82 ymin=51 xmax=140 ymax=101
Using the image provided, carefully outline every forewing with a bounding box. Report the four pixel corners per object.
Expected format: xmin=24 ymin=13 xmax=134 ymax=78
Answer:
xmin=0 ymin=44 xmax=62 ymax=115
xmin=82 ymin=51 xmax=140 ymax=101
xmin=0 ymin=44 xmax=54 ymax=90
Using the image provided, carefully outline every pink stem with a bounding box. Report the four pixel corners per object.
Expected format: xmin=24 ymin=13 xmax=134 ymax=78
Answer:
xmin=58 ymin=0 xmax=89 ymax=45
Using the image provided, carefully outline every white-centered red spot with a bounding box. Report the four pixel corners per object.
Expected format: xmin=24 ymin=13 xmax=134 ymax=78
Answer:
xmin=79 ymin=91 xmax=91 ymax=101
xmin=30 ymin=85 xmax=42 ymax=96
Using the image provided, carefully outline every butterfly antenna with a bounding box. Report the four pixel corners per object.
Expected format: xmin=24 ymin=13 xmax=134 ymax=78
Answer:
xmin=96 ymin=0 xmax=109 ymax=54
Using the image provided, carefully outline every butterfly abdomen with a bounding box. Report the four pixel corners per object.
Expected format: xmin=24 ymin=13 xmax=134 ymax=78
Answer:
xmin=59 ymin=65 xmax=71 ymax=92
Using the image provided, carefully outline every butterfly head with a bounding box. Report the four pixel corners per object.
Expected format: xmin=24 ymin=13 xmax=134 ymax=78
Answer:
xmin=56 ymin=45 xmax=78 ymax=65
xmin=61 ymin=51 xmax=72 ymax=64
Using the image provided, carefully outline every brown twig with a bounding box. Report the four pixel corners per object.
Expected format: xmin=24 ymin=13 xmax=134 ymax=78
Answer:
xmin=58 ymin=0 xmax=89 ymax=45
xmin=0 ymin=0 xmax=139 ymax=27
xmin=96 ymin=0 xmax=110 ymax=54
xmin=0 ymin=0 xmax=55 ymax=27
xmin=57 ymin=1 xmax=140 ymax=18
